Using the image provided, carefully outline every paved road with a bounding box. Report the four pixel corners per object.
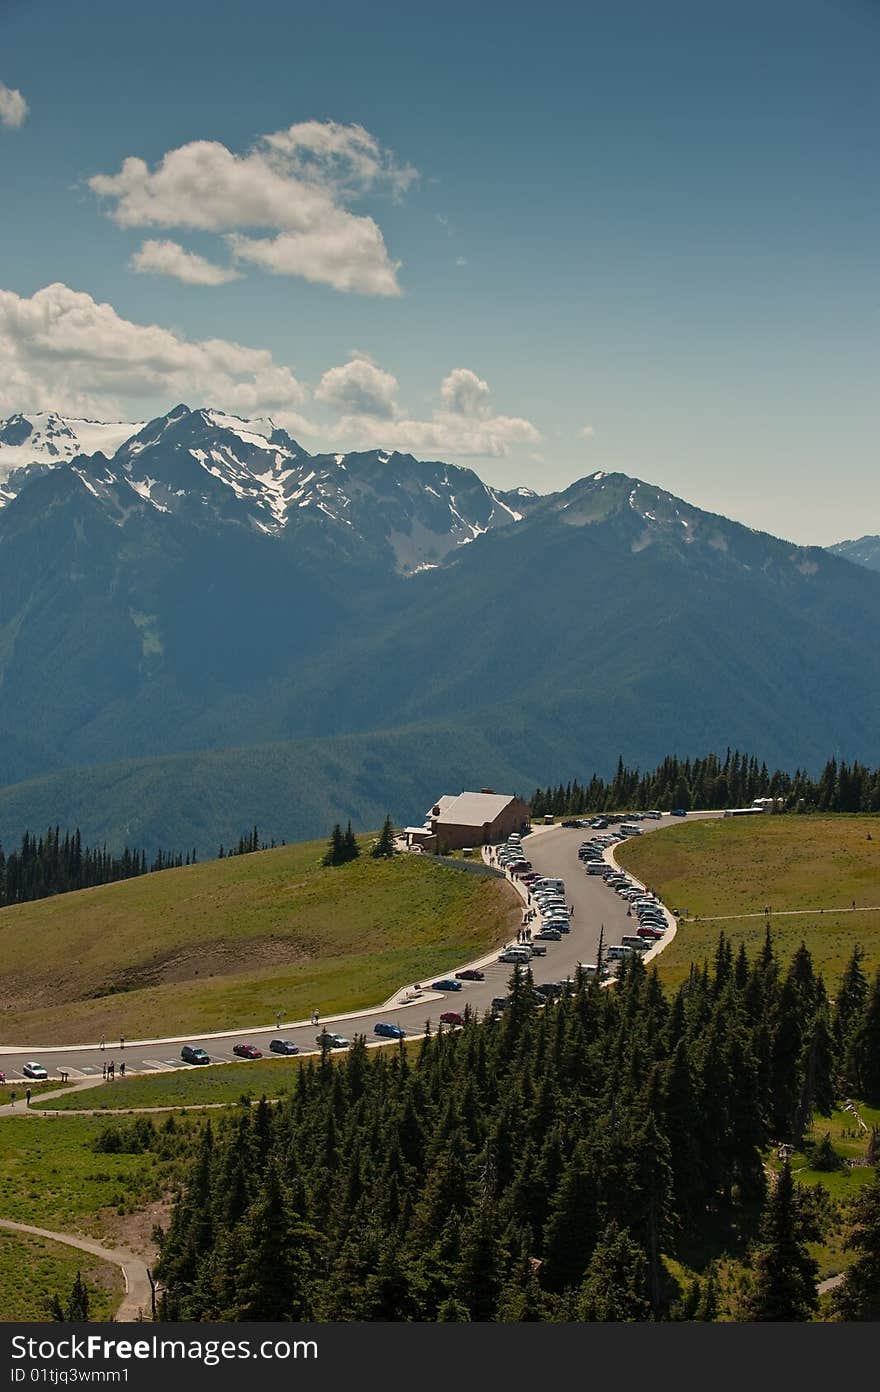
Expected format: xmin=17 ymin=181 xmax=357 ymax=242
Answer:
xmin=0 ymin=1218 xmax=152 ymax=1321
xmin=0 ymin=815 xmax=714 ymax=1079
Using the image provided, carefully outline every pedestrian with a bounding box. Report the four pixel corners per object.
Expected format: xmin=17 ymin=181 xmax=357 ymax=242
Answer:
xmin=102 ymin=1062 xmax=107 ymax=1079
xmin=119 ymin=1061 xmax=125 ymax=1078
xmin=275 ymin=1010 xmax=282 ymax=1029
xmin=99 ymin=1035 xmax=105 ymax=1052
xmin=852 ymin=900 xmax=856 ymax=910
xmin=25 ymin=1088 xmax=31 ymax=1107
xmin=9 ymin=1091 xmax=15 ymax=1108
xmin=108 ymin=1061 xmax=114 ymax=1079
xmin=119 ymin=1034 xmax=125 ymax=1050
xmin=570 ymin=904 xmax=575 ymax=918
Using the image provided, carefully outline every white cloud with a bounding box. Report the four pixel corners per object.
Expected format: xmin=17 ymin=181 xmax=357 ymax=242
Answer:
xmin=579 ymin=424 xmax=595 ymax=439
xmin=89 ymin=120 xmax=413 ymax=296
xmin=0 ymin=282 xmax=309 ymax=420
xmin=0 ymin=82 xmax=28 ymax=129
xmin=263 ymin=120 xmax=417 ymax=199
xmin=325 ymin=364 xmax=539 ymax=459
xmin=316 ymin=357 xmax=399 ymax=419
xmin=440 ymin=367 xmax=492 ymax=418
xmin=130 ymin=239 xmax=241 ymax=286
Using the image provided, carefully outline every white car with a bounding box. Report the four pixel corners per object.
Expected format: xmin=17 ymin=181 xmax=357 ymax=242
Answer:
xmin=22 ymin=1061 xmax=48 ymax=1080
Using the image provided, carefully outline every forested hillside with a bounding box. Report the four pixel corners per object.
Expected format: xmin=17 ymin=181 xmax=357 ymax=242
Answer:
xmin=155 ymin=937 xmax=880 ymax=1321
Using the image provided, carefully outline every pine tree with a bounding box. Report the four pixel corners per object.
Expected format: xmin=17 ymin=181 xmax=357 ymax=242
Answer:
xmin=742 ymin=1162 xmax=818 ymax=1321
xmin=371 ymin=815 xmax=396 ymax=859
xmin=834 ymin=1171 xmax=880 ymax=1320
xmin=852 ymin=968 xmax=880 ymax=1101
xmin=342 ymin=821 xmax=360 ymax=862
xmin=577 ymin=1222 xmax=651 ymax=1321
xmin=323 ymin=823 xmax=345 ymax=867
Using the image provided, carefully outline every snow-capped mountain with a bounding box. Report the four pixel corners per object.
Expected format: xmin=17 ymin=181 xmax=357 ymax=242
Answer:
xmin=0 ymin=412 xmax=143 ymax=503
xmin=0 ymin=405 xmax=539 ymax=573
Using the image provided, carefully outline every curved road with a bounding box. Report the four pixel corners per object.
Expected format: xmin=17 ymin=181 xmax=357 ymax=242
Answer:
xmin=0 ymin=815 xmax=714 ymax=1080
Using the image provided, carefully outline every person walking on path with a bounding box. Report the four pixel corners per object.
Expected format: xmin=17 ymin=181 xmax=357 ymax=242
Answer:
xmin=9 ymin=1092 xmax=15 ymax=1108
xmin=25 ymin=1088 xmax=31 ymax=1107
xmin=102 ymin=1062 xmax=107 ymax=1079
xmin=119 ymin=1035 xmax=125 ymax=1050
xmin=99 ymin=1036 xmax=105 ymax=1052
xmin=119 ymin=1061 xmax=126 ymax=1078
xmin=108 ymin=1061 xmax=114 ymax=1080
xmin=275 ymin=1011 xmax=282 ymax=1029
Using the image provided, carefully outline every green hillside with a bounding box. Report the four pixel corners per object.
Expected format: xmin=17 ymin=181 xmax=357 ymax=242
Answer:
xmin=0 ymin=722 xmax=553 ymax=859
xmin=0 ymin=839 xmax=519 ymax=1046
xmin=617 ymin=814 xmax=880 ymax=986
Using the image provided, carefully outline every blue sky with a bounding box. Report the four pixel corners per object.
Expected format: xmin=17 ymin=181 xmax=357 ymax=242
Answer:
xmin=0 ymin=0 xmax=877 ymax=543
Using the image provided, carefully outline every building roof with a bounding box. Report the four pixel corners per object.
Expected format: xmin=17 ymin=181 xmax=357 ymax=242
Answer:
xmin=426 ymin=794 xmax=458 ymax=820
xmin=432 ymin=791 xmax=517 ymax=827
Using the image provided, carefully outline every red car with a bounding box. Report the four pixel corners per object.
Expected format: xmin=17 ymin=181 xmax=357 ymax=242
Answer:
xmin=454 ymin=968 xmax=485 ymax=981
xmin=232 ymin=1043 xmax=263 ymax=1059
xmin=439 ymin=1011 xmax=465 ymax=1027
xmin=637 ymin=926 xmax=664 ymax=940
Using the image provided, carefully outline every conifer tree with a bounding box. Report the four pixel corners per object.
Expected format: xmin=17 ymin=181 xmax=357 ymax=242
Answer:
xmin=833 ymin=1171 xmax=880 ymax=1320
xmin=577 ymin=1222 xmax=651 ymax=1321
xmin=323 ymin=823 xmax=345 ymax=867
xmin=742 ymin=1161 xmax=818 ymax=1321
xmin=342 ymin=820 xmax=360 ymax=862
xmin=852 ymin=968 xmax=880 ymax=1101
xmin=371 ymin=815 xmax=396 ymax=858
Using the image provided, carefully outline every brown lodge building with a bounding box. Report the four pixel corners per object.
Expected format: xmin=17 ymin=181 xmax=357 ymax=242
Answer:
xmin=404 ymin=789 xmax=532 ymax=852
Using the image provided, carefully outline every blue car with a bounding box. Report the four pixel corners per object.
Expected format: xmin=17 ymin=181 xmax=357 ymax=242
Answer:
xmin=431 ymin=978 xmax=463 ymax=992
xmin=374 ymin=1022 xmax=406 ymax=1039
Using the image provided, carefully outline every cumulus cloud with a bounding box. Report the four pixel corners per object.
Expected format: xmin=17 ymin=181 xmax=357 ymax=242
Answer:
xmin=89 ymin=120 xmax=413 ymax=296
xmin=324 ymin=365 xmax=539 ymax=459
xmin=0 ymin=82 xmax=28 ymax=129
xmin=130 ymin=239 xmax=241 ymax=286
xmin=316 ymin=357 xmax=399 ymax=419
xmin=0 ymin=282 xmax=308 ymax=420
xmin=440 ymin=367 xmax=492 ymax=418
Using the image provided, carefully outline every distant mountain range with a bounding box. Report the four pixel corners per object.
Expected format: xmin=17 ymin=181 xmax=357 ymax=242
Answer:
xmin=1 ymin=404 xmax=878 ymax=852
xmin=827 ymin=535 xmax=880 ymax=573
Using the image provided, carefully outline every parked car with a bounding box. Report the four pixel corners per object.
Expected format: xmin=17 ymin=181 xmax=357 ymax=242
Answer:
xmin=454 ymin=968 xmax=485 ymax=981
xmin=498 ymin=948 xmax=531 ymax=963
xmin=22 ymin=1061 xmax=48 ymax=1079
xmin=269 ymin=1039 xmax=300 ymax=1055
xmin=317 ymin=1032 xmax=350 ymax=1049
xmin=233 ymin=1043 xmax=263 ymax=1059
xmin=670 ymin=808 xmax=688 ymax=816
xmin=439 ymin=1011 xmax=465 ymax=1027
xmin=535 ymin=928 xmax=563 ymax=941
xmin=374 ymin=1022 xmax=406 ymax=1039
xmin=529 ymin=942 xmax=547 ymax=956
xmin=181 ymin=1046 xmax=210 ymax=1065
xmin=431 ymin=978 xmax=463 ymax=991
xmin=637 ymin=926 xmax=664 ymax=940
xmin=490 ymin=997 xmax=509 ymax=1012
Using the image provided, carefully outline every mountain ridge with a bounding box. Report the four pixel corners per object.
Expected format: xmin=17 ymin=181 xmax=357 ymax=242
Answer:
xmin=1 ymin=403 xmax=879 ymax=846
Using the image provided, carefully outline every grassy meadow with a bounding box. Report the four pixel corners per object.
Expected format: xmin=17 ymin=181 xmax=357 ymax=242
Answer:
xmin=0 ymin=1228 xmax=122 ymax=1322
xmin=0 ymin=842 xmax=517 ymax=1045
xmin=618 ymin=815 xmax=880 ymax=988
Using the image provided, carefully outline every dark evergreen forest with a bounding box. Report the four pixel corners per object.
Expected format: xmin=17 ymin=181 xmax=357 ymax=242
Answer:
xmin=531 ymin=751 xmax=880 ymax=818
xmin=0 ymin=825 xmax=192 ymax=908
xmin=154 ymin=935 xmax=880 ymax=1322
